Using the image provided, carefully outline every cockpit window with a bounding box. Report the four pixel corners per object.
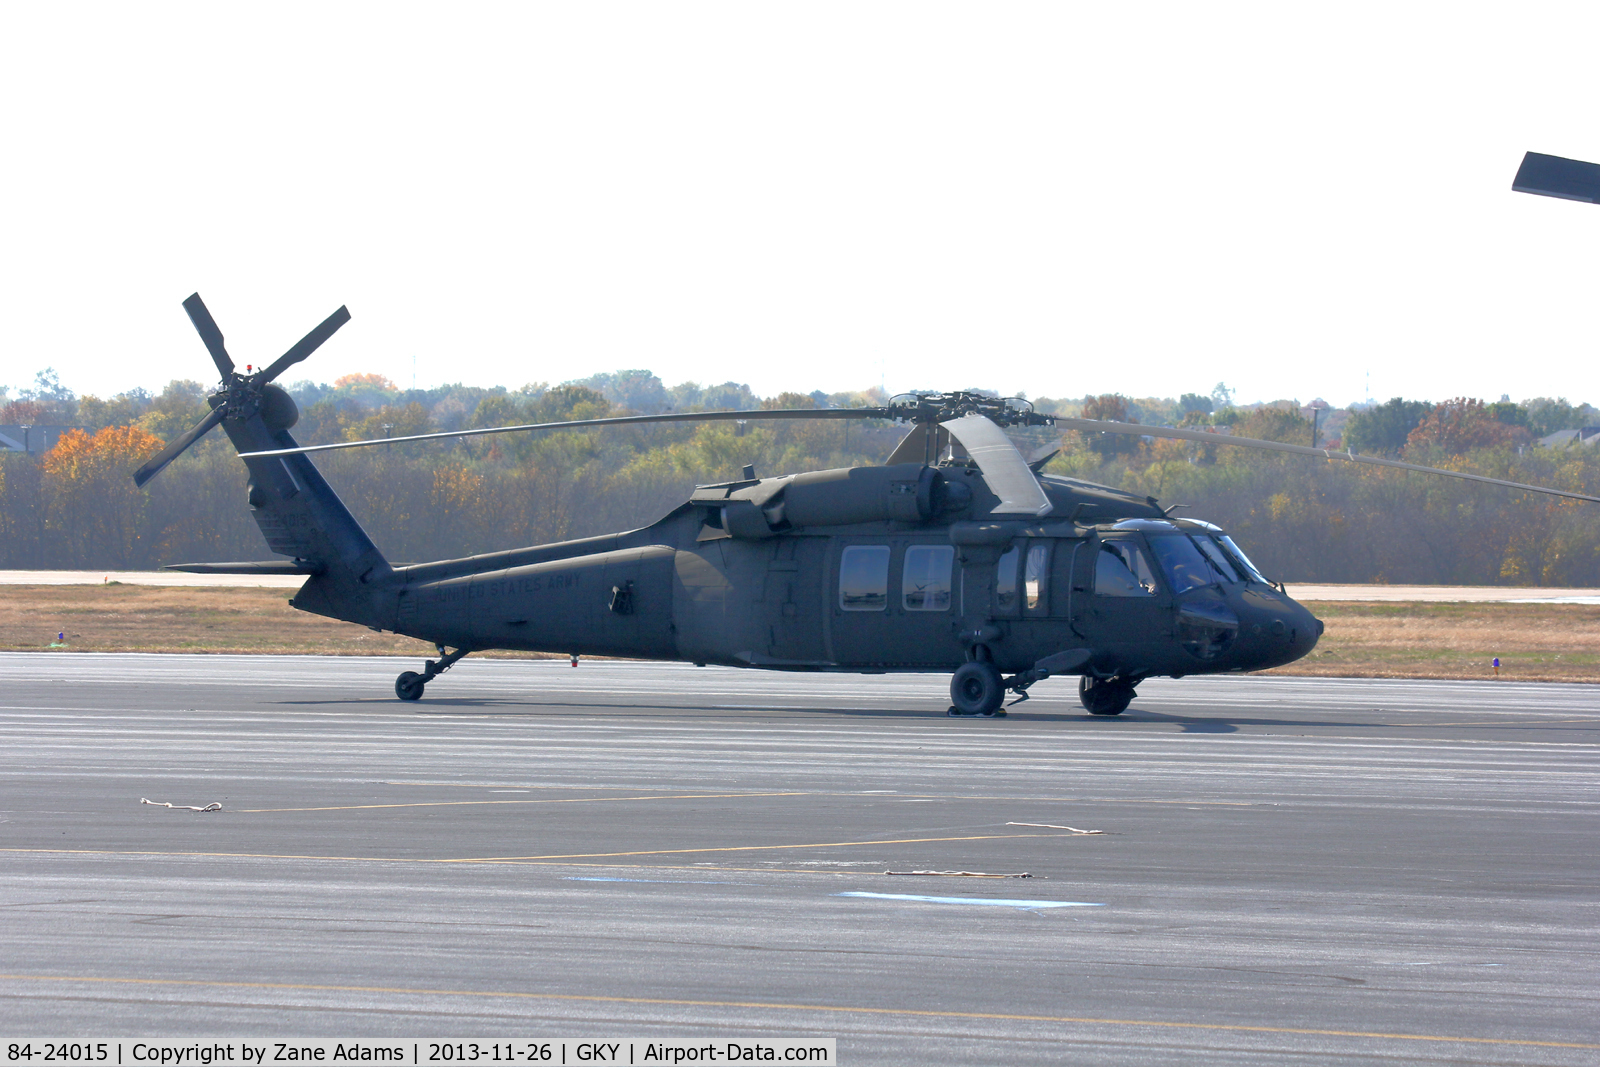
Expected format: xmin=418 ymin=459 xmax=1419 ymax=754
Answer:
xmin=1095 ymin=540 xmax=1158 ymax=597
xmin=1217 ymin=535 xmax=1268 ymax=584
xmin=1190 ymin=535 xmax=1240 ymax=583
xmin=1146 ymin=534 xmax=1212 ymax=596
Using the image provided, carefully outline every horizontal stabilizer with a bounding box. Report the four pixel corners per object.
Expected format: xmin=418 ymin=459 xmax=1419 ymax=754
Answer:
xmin=161 ymin=560 xmax=326 ymax=576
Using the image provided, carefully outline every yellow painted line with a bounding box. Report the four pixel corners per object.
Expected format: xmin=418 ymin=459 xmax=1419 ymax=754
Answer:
xmin=0 ymin=974 xmax=1590 ymax=1050
xmin=1381 ymin=718 xmax=1597 ymax=727
xmin=0 ymin=832 xmax=1087 ymax=867
xmin=848 ymin=793 xmax=1252 ymax=806
xmin=238 ymin=791 xmax=808 ymax=813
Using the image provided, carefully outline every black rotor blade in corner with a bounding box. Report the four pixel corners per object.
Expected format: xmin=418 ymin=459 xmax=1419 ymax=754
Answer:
xmin=131 ymin=406 xmax=226 ymax=487
xmin=260 ymin=305 xmax=351 ymax=383
xmin=183 ymin=294 xmax=235 ymax=378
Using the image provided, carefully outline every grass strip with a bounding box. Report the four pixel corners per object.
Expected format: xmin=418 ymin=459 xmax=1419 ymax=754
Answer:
xmin=2 ymin=584 xmax=1596 ymax=681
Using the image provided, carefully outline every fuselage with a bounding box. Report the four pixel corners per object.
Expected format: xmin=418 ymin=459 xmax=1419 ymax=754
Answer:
xmin=295 ymin=463 xmax=1322 ymax=681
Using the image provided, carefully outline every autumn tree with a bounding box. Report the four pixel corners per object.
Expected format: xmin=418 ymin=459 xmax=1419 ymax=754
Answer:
xmin=1407 ymin=398 xmax=1533 ymax=455
xmin=41 ymin=426 xmax=164 ymax=567
xmin=1079 ymin=394 xmax=1139 ymax=454
xmin=1232 ymin=404 xmax=1314 ymax=445
xmin=1343 ymin=398 xmax=1430 ymax=455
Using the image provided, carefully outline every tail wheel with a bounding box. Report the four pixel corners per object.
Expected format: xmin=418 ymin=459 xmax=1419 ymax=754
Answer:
xmin=1079 ymin=676 xmax=1134 ymax=716
xmin=395 ymin=671 xmax=426 ymax=702
xmin=950 ymin=661 xmax=1005 ymax=715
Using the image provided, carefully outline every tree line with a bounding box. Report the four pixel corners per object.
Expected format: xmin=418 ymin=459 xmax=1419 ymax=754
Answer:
xmin=3 ymin=369 xmax=1598 ymax=585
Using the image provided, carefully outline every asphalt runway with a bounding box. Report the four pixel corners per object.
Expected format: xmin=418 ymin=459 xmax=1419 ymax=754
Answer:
xmin=1 ymin=653 xmax=1597 ymax=1065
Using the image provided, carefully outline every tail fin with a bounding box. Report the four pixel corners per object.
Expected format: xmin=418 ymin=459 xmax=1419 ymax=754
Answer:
xmin=140 ymin=294 xmax=394 ymax=629
xmin=220 ymin=409 xmax=394 ymax=628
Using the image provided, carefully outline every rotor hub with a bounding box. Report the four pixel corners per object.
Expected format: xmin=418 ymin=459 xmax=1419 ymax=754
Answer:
xmin=886 ymin=391 xmax=1054 ymax=428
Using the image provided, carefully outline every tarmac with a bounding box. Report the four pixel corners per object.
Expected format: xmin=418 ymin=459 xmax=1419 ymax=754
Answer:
xmin=1 ymin=652 xmax=1597 ymax=1065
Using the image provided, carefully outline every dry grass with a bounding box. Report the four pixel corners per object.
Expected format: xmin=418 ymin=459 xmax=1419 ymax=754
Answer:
xmin=1269 ymin=601 xmax=1600 ymax=683
xmin=1 ymin=585 xmax=1596 ymax=682
xmin=0 ymin=583 xmax=555 ymax=658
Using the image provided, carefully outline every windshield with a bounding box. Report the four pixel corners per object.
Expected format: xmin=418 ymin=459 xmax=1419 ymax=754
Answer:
xmin=1217 ymin=535 xmax=1268 ymax=584
xmin=1190 ymin=535 xmax=1240 ymax=583
xmin=1146 ymin=534 xmax=1213 ymax=596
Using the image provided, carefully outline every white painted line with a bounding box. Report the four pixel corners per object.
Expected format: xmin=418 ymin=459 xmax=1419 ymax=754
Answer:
xmin=836 ymin=891 xmax=1104 ymax=909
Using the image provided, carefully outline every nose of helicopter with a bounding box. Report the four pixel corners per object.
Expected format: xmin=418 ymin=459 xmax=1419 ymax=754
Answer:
xmin=1231 ymin=587 xmax=1323 ymax=670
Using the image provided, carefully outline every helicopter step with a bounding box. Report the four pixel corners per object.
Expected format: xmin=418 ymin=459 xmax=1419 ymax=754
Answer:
xmin=395 ymin=645 xmax=471 ymax=701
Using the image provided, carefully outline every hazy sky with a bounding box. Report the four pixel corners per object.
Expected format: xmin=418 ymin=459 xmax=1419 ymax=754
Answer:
xmin=3 ymin=3 xmax=1598 ymax=408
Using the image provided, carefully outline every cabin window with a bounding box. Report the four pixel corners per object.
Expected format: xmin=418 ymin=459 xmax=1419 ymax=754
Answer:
xmin=839 ymin=545 xmax=891 ymax=611
xmin=1024 ymin=543 xmax=1049 ymax=612
xmin=902 ymin=545 xmax=955 ymax=611
xmin=1096 ymin=539 xmax=1158 ymax=596
xmin=995 ymin=545 xmax=1020 ymax=613
xmin=1146 ymin=533 xmax=1212 ymax=596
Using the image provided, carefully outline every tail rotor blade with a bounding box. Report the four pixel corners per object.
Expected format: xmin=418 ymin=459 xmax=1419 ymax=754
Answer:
xmin=132 ymin=406 xmax=226 ymax=487
xmin=260 ymin=306 xmax=351 ymax=383
xmin=182 ymin=294 xmax=235 ymax=379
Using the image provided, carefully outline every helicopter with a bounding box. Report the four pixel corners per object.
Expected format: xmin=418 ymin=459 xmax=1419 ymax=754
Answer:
xmin=133 ymin=295 xmax=1600 ymax=717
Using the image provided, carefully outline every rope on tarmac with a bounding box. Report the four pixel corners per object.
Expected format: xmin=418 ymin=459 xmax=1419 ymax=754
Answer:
xmin=1007 ymin=822 xmax=1102 ymax=834
xmin=885 ymin=870 xmax=1031 ymax=878
xmin=140 ymin=798 xmax=222 ymax=812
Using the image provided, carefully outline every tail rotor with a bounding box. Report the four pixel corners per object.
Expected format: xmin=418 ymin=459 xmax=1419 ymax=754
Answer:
xmin=132 ymin=293 xmax=350 ymax=487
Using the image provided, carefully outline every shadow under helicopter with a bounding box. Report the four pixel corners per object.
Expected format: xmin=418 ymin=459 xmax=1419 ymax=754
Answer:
xmin=266 ymin=696 xmax=1427 ymax=732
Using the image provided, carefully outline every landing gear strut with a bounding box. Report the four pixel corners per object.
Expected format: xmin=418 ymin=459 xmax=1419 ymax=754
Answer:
xmin=395 ymin=645 xmax=470 ymax=701
xmin=1079 ymin=675 xmax=1136 ymax=716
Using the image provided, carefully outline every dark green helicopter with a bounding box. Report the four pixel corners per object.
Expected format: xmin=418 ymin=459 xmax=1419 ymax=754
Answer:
xmin=135 ymin=295 xmax=1600 ymax=716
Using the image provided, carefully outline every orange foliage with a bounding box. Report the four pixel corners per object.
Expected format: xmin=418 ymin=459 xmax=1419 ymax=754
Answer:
xmin=430 ymin=465 xmax=486 ymax=512
xmin=334 ymin=372 xmax=398 ymax=391
xmin=1408 ymin=398 xmax=1532 ymax=455
xmin=42 ymin=426 xmax=164 ymax=482
xmin=41 ymin=426 xmax=166 ymax=568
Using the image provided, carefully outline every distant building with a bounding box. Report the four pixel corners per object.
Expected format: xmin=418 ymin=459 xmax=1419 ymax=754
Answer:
xmin=1538 ymin=427 xmax=1600 ymax=448
xmin=0 ymin=425 xmax=71 ymax=453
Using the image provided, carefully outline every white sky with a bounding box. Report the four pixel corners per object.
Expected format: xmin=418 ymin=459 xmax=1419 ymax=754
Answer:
xmin=2 ymin=3 xmax=1598 ymax=408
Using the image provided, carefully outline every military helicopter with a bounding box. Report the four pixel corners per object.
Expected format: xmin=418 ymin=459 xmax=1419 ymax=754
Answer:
xmin=134 ymin=295 xmax=1600 ymax=716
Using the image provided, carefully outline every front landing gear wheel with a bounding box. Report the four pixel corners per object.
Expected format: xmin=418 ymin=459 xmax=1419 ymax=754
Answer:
xmin=395 ymin=671 xmax=426 ymax=702
xmin=1079 ymin=676 xmax=1134 ymax=716
xmin=950 ymin=661 xmax=1005 ymax=716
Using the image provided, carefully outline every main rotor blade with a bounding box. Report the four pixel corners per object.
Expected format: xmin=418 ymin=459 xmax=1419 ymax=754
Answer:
xmin=238 ymin=407 xmax=890 ymax=458
xmin=182 ymin=294 xmax=234 ymax=378
xmin=259 ymin=305 xmax=352 ymax=383
xmin=131 ymin=405 xmax=226 ymax=487
xmin=1056 ymin=418 xmax=1600 ymax=505
xmin=1512 ymin=151 xmax=1600 ymax=204
xmin=941 ymin=414 xmax=1053 ymax=517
